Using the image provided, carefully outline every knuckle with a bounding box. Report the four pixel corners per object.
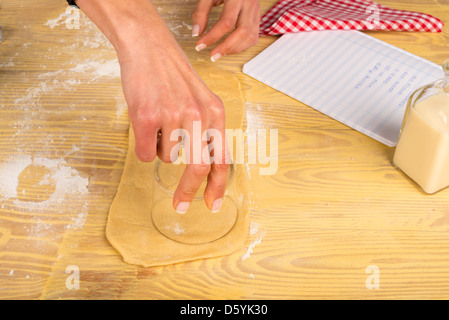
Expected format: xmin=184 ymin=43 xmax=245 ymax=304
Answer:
xmin=209 ymin=100 xmax=225 ymax=117
xmin=213 ymin=162 xmax=230 ymax=172
xmin=189 ymin=106 xmax=204 ymax=121
xmin=135 ymin=148 xmax=155 ymax=162
xmin=236 ymin=26 xmax=250 ymax=38
xmin=220 ymin=18 xmax=235 ymax=31
xmin=192 ymin=11 xmax=206 ymax=22
xmin=180 ymin=186 xmax=197 ymax=197
xmin=191 ymin=163 xmax=211 ymax=177
xmin=168 ymin=110 xmax=182 ymax=124
xmin=249 ymin=32 xmax=259 ymax=45
xmin=132 ymin=108 xmax=159 ymax=126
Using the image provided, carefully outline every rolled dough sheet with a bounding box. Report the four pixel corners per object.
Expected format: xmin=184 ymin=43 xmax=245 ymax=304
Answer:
xmin=106 ymin=61 xmax=250 ymax=267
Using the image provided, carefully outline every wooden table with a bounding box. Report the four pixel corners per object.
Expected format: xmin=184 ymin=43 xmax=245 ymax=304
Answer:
xmin=1 ymin=0 xmax=449 ymax=299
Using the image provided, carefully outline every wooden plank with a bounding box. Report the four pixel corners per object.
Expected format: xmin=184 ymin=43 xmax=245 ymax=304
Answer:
xmin=1 ymin=0 xmax=449 ymax=299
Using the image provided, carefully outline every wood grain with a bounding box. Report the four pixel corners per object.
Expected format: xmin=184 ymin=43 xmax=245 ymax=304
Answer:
xmin=1 ymin=0 xmax=449 ymax=299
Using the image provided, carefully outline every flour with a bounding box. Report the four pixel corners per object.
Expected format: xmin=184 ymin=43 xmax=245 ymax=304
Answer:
xmin=81 ymin=29 xmax=111 ymax=49
xmin=173 ymin=223 xmax=185 ymax=235
xmin=44 ymin=11 xmax=72 ymax=29
xmin=0 ymin=155 xmax=32 ymax=199
xmin=45 ymin=9 xmax=112 ymax=49
xmin=0 ymin=155 xmax=90 ymax=231
xmin=34 ymin=58 xmax=120 ymax=87
xmin=0 ymin=8 xmax=127 ymax=259
xmin=249 ymin=222 xmax=260 ymax=236
xmin=115 ymin=95 xmax=128 ymax=120
xmin=241 ymin=231 xmax=265 ymax=261
xmin=70 ymin=59 xmax=120 ymax=78
xmin=165 ymin=20 xmax=192 ymax=37
xmin=0 ymin=59 xmax=15 ymax=68
xmin=11 ymin=56 xmax=121 ymax=137
xmin=43 ymin=10 xmax=119 ymax=82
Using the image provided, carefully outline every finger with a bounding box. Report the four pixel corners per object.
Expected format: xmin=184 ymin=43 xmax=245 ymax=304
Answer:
xmin=195 ymin=1 xmax=241 ymax=50
xmin=209 ymin=21 xmax=259 ymax=60
xmin=203 ymin=128 xmax=230 ymax=212
xmin=157 ymin=125 xmax=183 ymax=163
xmin=212 ymin=0 xmax=225 ymax=6
xmin=201 ymin=95 xmax=228 ymax=211
xmin=204 ymin=2 xmax=260 ymax=62
xmin=192 ymin=0 xmax=215 ymax=37
xmin=172 ymin=119 xmax=211 ymax=213
xmin=208 ymin=1 xmax=260 ymax=60
xmin=131 ymin=119 xmax=159 ymax=162
xmin=173 ymin=162 xmax=211 ymax=214
xmin=204 ymin=164 xmax=230 ymax=212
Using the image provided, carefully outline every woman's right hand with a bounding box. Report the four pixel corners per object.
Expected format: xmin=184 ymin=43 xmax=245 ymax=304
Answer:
xmin=76 ymin=0 xmax=230 ymax=213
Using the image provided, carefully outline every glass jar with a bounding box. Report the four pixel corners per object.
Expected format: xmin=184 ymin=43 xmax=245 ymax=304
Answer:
xmin=151 ymin=159 xmax=238 ymax=245
xmin=393 ymin=59 xmax=449 ymax=194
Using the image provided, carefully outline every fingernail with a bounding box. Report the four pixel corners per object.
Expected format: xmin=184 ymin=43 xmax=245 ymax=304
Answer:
xmin=211 ymin=53 xmax=222 ymax=63
xmin=176 ymin=202 xmax=190 ymax=214
xmin=192 ymin=24 xmax=200 ymax=37
xmin=195 ymin=43 xmax=207 ymax=52
xmin=211 ymin=198 xmax=223 ymax=213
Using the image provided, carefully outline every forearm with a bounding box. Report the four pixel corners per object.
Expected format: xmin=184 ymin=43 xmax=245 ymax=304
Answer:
xmin=75 ymin=0 xmax=181 ymax=63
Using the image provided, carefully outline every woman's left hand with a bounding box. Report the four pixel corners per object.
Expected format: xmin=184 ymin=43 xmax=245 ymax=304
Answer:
xmin=192 ymin=0 xmax=260 ymax=62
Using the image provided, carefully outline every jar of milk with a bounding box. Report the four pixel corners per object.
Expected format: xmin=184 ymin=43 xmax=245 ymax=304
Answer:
xmin=393 ymin=59 xmax=449 ymax=194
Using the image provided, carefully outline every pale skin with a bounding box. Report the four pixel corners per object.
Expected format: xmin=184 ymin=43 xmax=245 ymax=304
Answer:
xmin=74 ymin=0 xmax=260 ymax=213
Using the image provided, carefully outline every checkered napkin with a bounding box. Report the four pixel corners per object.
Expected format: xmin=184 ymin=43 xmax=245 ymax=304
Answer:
xmin=260 ymin=0 xmax=444 ymax=35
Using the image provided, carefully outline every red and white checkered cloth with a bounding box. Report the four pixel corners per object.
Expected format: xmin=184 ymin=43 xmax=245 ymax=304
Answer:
xmin=260 ymin=0 xmax=444 ymax=35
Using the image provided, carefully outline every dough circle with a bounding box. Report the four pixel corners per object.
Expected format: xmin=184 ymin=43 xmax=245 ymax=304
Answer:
xmin=151 ymin=160 xmax=238 ymax=245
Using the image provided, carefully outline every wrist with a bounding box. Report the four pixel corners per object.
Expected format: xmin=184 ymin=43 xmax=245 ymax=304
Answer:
xmin=75 ymin=0 xmax=175 ymax=60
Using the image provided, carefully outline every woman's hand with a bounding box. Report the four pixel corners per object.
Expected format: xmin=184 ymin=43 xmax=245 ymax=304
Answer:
xmin=192 ymin=0 xmax=261 ymax=62
xmin=76 ymin=0 xmax=230 ymax=213
xmin=119 ymin=38 xmax=229 ymax=214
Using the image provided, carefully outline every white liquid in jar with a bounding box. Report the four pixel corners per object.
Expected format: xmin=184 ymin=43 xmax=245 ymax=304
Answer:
xmin=393 ymin=91 xmax=449 ymax=194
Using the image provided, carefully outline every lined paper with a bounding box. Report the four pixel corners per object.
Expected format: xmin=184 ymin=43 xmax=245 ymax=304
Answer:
xmin=243 ymin=30 xmax=443 ymax=147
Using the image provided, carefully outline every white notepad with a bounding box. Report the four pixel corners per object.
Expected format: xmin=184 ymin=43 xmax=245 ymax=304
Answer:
xmin=243 ymin=30 xmax=443 ymax=147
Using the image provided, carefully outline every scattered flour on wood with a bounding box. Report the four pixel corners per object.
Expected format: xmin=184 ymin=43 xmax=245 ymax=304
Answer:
xmin=0 ymin=58 xmax=15 ymax=68
xmin=249 ymin=222 xmax=260 ymax=236
xmin=0 ymin=155 xmax=90 ymax=231
xmin=45 ymin=9 xmax=112 ymax=49
xmin=70 ymin=59 xmax=120 ymax=79
xmin=44 ymin=11 xmax=72 ymax=29
xmin=0 ymin=156 xmax=31 ymax=199
xmin=241 ymin=231 xmax=265 ymax=261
